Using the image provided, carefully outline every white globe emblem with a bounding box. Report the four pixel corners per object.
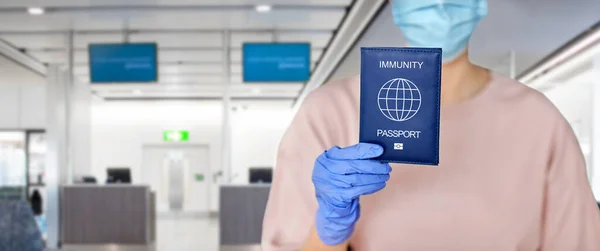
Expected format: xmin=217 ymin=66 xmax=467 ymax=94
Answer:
xmin=377 ymin=78 xmax=422 ymax=122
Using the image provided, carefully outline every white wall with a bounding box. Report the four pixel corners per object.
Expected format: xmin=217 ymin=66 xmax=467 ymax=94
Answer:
xmin=44 ymin=66 xmax=68 ymax=249
xmin=0 ymin=54 xmax=46 ymax=129
xmin=90 ymin=101 xmax=224 ymax=180
xmin=90 ymin=100 xmax=293 ymax=211
xmin=70 ymin=80 xmax=92 ymax=178
xmin=230 ymin=105 xmax=293 ymax=184
xmin=91 ymin=101 xmax=223 ymax=211
xmin=0 ymin=53 xmax=91 ymax=246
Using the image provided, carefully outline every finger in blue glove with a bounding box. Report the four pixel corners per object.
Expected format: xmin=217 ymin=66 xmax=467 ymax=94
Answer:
xmin=312 ymin=143 xmax=392 ymax=245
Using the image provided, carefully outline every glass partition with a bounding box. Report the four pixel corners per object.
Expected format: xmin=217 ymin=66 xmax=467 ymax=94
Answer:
xmin=0 ymin=131 xmax=27 ymax=200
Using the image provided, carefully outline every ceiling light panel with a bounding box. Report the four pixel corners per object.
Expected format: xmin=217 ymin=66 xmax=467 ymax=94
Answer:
xmin=121 ymin=9 xmax=344 ymax=30
xmin=130 ymin=32 xmax=223 ymax=48
xmin=0 ymin=1 xmax=353 ymax=101
xmin=227 ymin=76 xmax=311 ymax=85
xmin=277 ymin=32 xmax=333 ymax=48
xmin=126 ymin=12 xmax=232 ymax=30
xmin=35 ymin=51 xmax=226 ymax=65
xmin=228 ymin=49 xmax=322 ymax=63
xmin=79 ymin=74 xmax=225 ymax=85
xmin=0 ymin=13 xmax=115 ymax=31
xmin=159 ymin=50 xmax=222 ymax=62
xmin=160 ymin=64 xmax=224 ymax=75
xmin=230 ymin=31 xmax=332 ymax=48
xmin=74 ymin=64 xmax=225 ymax=76
xmin=71 ymin=20 xmax=125 ymax=32
xmin=91 ymin=83 xmax=223 ymax=93
xmin=159 ymin=75 xmax=224 ymax=84
xmin=229 ymin=62 xmax=317 ymax=75
xmin=75 ymin=33 xmax=124 ymax=48
xmin=230 ymin=32 xmax=274 ymax=47
xmin=0 ymin=34 xmax=66 ymax=49
xmin=27 ymin=7 xmax=45 ymax=15
xmin=231 ymin=84 xmax=304 ymax=92
xmin=0 ymin=4 xmax=346 ymax=31
xmin=0 ymin=0 xmax=353 ymax=8
xmin=99 ymin=92 xmax=225 ymax=99
xmin=255 ymin=5 xmax=272 ymax=13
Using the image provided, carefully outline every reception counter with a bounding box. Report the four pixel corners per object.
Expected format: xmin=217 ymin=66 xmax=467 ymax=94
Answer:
xmin=219 ymin=184 xmax=270 ymax=247
xmin=221 ymin=245 xmax=262 ymax=251
xmin=61 ymin=185 xmax=155 ymax=244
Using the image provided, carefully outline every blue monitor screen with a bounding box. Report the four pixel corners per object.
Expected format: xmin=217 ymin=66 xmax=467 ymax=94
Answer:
xmin=89 ymin=43 xmax=158 ymax=83
xmin=243 ymin=43 xmax=311 ymax=83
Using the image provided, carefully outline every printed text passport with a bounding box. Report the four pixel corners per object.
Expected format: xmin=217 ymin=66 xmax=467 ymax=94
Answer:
xmin=359 ymin=47 xmax=441 ymax=165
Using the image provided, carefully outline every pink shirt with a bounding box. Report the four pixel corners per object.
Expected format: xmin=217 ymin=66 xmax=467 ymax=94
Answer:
xmin=262 ymin=73 xmax=600 ymax=251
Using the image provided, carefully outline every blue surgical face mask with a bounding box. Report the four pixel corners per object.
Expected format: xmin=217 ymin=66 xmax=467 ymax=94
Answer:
xmin=392 ymin=0 xmax=488 ymax=63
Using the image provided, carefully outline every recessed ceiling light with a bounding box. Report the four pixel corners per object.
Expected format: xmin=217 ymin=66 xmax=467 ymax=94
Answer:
xmin=27 ymin=7 xmax=45 ymax=15
xmin=133 ymin=89 xmax=143 ymax=95
xmin=255 ymin=4 xmax=272 ymax=13
xmin=165 ymin=84 xmax=179 ymax=91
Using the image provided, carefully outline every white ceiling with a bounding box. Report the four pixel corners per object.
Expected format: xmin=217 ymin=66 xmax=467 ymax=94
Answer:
xmin=0 ymin=54 xmax=45 ymax=85
xmin=527 ymin=39 xmax=600 ymax=92
xmin=0 ymin=0 xmax=354 ymax=99
xmin=6 ymin=0 xmax=597 ymax=100
xmin=0 ymin=0 xmax=352 ymax=7
xmin=470 ymin=0 xmax=600 ymax=76
xmin=330 ymin=0 xmax=600 ymax=83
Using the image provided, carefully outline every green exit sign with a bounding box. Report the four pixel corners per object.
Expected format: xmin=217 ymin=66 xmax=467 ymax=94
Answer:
xmin=163 ymin=130 xmax=189 ymax=142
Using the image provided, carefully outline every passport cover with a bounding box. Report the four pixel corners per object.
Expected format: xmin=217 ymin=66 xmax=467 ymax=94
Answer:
xmin=359 ymin=47 xmax=441 ymax=165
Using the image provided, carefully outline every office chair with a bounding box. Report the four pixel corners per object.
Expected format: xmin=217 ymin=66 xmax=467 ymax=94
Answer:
xmin=0 ymin=200 xmax=44 ymax=251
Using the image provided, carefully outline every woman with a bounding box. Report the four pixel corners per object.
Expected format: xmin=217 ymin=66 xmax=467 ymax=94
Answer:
xmin=262 ymin=0 xmax=600 ymax=250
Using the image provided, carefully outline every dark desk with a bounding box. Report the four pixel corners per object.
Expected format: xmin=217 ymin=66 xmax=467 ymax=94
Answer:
xmin=219 ymin=184 xmax=270 ymax=246
xmin=61 ymin=185 xmax=156 ymax=244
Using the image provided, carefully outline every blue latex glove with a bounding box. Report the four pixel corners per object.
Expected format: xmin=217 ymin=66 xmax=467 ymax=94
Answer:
xmin=312 ymin=143 xmax=392 ymax=245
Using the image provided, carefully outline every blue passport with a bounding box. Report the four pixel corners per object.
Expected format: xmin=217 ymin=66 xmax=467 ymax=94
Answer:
xmin=359 ymin=47 xmax=441 ymax=165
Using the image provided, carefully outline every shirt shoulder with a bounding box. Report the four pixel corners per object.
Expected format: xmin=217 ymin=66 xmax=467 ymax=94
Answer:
xmin=487 ymin=73 xmax=565 ymax=125
xmin=302 ymin=75 xmax=360 ymax=108
xmin=297 ymin=75 xmax=361 ymax=146
xmin=299 ymin=75 xmax=360 ymax=124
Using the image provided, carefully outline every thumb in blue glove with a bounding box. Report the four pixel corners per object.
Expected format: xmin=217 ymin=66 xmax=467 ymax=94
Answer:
xmin=312 ymin=143 xmax=391 ymax=245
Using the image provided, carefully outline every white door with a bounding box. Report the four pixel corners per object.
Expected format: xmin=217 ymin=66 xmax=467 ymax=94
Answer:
xmin=142 ymin=145 xmax=210 ymax=213
xmin=167 ymin=153 xmax=185 ymax=211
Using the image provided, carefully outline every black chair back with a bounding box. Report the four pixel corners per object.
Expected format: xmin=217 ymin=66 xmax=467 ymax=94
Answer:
xmin=0 ymin=200 xmax=44 ymax=251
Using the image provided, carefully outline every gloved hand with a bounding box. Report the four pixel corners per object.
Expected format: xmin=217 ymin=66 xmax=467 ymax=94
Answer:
xmin=312 ymin=143 xmax=392 ymax=245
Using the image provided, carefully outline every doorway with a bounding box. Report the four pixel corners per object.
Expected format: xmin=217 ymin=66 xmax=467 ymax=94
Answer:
xmin=141 ymin=145 xmax=210 ymax=214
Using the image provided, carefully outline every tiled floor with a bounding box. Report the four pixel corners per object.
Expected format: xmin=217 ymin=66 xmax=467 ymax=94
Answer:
xmin=61 ymin=215 xmax=221 ymax=251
